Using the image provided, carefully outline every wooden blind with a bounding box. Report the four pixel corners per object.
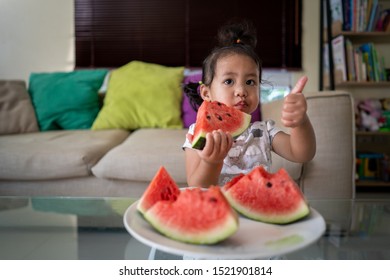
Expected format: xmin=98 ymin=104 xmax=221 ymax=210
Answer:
xmin=75 ymin=0 xmax=302 ymax=69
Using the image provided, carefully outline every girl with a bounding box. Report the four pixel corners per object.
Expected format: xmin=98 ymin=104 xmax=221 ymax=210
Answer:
xmin=183 ymin=20 xmax=316 ymax=188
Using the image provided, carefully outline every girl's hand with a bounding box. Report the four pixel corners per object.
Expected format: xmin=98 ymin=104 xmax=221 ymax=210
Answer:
xmin=198 ymin=130 xmax=233 ymax=165
xmin=282 ymin=76 xmax=308 ymax=128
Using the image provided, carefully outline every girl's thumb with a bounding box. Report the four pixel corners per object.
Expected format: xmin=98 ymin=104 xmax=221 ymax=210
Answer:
xmin=291 ymin=76 xmax=308 ymax=94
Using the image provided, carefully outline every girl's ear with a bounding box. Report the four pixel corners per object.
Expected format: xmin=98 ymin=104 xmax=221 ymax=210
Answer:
xmin=200 ymin=84 xmax=211 ymax=101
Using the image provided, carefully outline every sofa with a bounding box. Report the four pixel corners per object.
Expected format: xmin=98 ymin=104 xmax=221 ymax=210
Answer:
xmin=0 ymin=62 xmax=356 ymax=199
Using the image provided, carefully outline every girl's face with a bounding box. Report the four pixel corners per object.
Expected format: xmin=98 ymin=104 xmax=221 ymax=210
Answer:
xmin=200 ymin=53 xmax=260 ymax=115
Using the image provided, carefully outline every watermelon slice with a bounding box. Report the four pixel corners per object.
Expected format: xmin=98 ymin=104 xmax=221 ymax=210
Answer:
xmin=137 ymin=166 xmax=180 ymax=215
xmin=222 ymin=166 xmax=310 ymax=224
xmin=191 ymin=101 xmax=251 ymax=150
xmin=144 ymin=186 xmax=239 ymax=244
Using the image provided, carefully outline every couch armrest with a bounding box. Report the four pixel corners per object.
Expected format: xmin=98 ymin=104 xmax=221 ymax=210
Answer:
xmin=261 ymin=91 xmax=355 ymax=199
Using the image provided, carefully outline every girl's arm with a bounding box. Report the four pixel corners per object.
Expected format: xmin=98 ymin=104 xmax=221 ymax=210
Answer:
xmin=272 ymin=116 xmax=316 ymax=163
xmin=185 ymin=130 xmax=233 ymax=187
xmin=272 ymin=76 xmax=316 ymax=163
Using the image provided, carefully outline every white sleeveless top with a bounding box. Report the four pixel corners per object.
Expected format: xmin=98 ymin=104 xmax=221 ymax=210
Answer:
xmin=183 ymin=120 xmax=282 ymax=186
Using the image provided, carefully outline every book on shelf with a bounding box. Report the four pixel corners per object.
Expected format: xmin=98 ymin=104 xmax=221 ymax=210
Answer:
xmin=360 ymin=43 xmax=376 ymax=81
xmin=367 ymin=0 xmax=379 ymax=31
xmin=322 ymin=36 xmax=348 ymax=87
xmin=342 ymin=0 xmax=352 ymax=31
xmin=345 ymin=38 xmax=356 ymax=81
xmin=324 ymin=35 xmax=387 ymax=84
xmin=354 ymin=48 xmax=367 ymax=81
xmin=322 ymin=1 xmax=389 ymax=86
xmin=332 ymin=35 xmax=348 ymax=83
xmin=330 ymin=0 xmax=344 ymax=35
xmin=376 ymin=8 xmax=390 ymax=31
xmin=371 ymin=46 xmax=381 ymax=80
xmin=338 ymin=0 xmax=388 ymax=32
xmin=323 ymin=43 xmax=330 ymax=87
xmin=323 ymin=0 xmax=343 ymax=38
xmin=359 ymin=43 xmax=387 ymax=82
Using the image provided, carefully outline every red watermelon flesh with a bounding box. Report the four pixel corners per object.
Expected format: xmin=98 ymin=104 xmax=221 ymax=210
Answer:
xmin=191 ymin=101 xmax=251 ymax=150
xmin=144 ymin=186 xmax=239 ymax=244
xmin=137 ymin=166 xmax=180 ymax=215
xmin=222 ymin=166 xmax=310 ymax=224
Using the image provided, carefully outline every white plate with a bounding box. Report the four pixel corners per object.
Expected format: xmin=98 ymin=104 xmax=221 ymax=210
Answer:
xmin=123 ymin=201 xmax=326 ymax=259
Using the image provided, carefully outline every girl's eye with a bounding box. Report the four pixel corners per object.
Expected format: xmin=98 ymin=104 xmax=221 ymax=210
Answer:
xmin=224 ymin=79 xmax=233 ymax=85
xmin=246 ymin=80 xmax=256 ymax=86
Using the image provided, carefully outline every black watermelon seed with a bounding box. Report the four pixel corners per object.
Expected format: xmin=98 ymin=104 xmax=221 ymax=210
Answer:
xmin=266 ymin=182 xmax=272 ymax=188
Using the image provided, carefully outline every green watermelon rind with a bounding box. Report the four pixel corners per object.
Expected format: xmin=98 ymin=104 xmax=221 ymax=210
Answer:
xmin=136 ymin=196 xmax=150 ymax=215
xmin=191 ymin=135 xmax=206 ymax=150
xmin=144 ymin=208 xmax=239 ymax=245
xmin=223 ymin=190 xmax=310 ymax=224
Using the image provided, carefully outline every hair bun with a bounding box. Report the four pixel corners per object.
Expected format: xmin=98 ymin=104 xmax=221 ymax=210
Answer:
xmin=217 ymin=19 xmax=257 ymax=49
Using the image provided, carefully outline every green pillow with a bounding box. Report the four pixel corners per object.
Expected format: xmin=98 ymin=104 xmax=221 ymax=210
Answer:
xmin=92 ymin=61 xmax=184 ymax=130
xmin=29 ymin=70 xmax=108 ymax=131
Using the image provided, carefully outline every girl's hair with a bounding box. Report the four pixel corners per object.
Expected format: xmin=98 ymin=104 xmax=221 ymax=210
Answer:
xmin=184 ymin=19 xmax=263 ymax=111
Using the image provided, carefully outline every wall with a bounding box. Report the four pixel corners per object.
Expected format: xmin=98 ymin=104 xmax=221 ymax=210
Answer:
xmin=295 ymin=0 xmax=320 ymax=92
xmin=0 ymin=0 xmax=320 ymax=92
xmin=0 ymin=0 xmax=74 ymax=82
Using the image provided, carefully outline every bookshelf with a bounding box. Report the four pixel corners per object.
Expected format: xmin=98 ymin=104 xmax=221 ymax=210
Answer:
xmin=336 ymin=81 xmax=390 ymax=86
xmin=320 ymin=0 xmax=390 ymax=188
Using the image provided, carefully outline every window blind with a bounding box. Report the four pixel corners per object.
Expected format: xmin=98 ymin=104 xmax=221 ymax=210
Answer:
xmin=75 ymin=0 xmax=302 ymax=69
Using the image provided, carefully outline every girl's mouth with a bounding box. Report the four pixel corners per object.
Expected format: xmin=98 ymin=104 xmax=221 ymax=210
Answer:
xmin=234 ymin=101 xmax=247 ymax=111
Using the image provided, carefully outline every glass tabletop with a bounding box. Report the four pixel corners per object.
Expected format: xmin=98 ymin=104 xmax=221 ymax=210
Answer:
xmin=0 ymin=196 xmax=389 ymax=260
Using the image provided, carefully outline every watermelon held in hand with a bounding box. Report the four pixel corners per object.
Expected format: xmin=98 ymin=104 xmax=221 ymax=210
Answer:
xmin=222 ymin=166 xmax=310 ymax=224
xmin=191 ymin=101 xmax=251 ymax=150
xmin=144 ymin=186 xmax=239 ymax=245
xmin=137 ymin=166 xmax=180 ymax=215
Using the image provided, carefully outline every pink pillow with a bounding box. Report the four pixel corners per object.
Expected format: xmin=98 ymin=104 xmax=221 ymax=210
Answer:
xmin=181 ymin=69 xmax=261 ymax=128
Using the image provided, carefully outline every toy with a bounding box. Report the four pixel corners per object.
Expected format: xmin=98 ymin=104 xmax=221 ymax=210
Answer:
xmin=357 ymin=99 xmax=384 ymax=131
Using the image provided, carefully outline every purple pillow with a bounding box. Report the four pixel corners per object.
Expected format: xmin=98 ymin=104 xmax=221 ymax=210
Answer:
xmin=181 ymin=69 xmax=261 ymax=128
xmin=181 ymin=70 xmax=202 ymax=128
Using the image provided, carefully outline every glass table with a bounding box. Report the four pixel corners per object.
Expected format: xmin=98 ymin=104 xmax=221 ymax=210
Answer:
xmin=0 ymin=196 xmax=389 ymax=260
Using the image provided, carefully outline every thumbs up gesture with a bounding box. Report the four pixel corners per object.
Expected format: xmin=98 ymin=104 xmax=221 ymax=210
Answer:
xmin=281 ymin=76 xmax=309 ymax=128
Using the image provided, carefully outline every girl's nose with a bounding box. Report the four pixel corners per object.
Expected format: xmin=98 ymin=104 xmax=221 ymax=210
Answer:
xmin=235 ymin=85 xmax=247 ymax=97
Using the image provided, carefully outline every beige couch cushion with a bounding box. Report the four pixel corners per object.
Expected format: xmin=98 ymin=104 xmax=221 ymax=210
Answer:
xmin=0 ymin=80 xmax=39 ymax=135
xmin=262 ymin=91 xmax=355 ymax=199
xmin=92 ymin=128 xmax=187 ymax=184
xmin=0 ymin=129 xmax=129 ymax=180
xmin=302 ymin=92 xmax=355 ymax=199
